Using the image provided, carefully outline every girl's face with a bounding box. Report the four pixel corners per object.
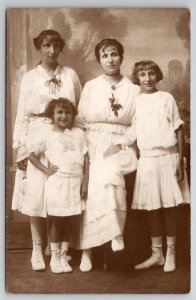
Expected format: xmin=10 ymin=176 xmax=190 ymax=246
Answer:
xmin=99 ymin=45 xmax=122 ymax=76
xmin=39 ymin=37 xmax=62 ymax=65
xmin=53 ymin=105 xmax=73 ymax=130
xmin=138 ymin=68 xmax=157 ymax=93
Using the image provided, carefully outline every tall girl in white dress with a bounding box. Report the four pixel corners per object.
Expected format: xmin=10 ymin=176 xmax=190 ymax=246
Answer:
xmin=75 ymin=39 xmax=140 ymax=272
xmin=28 ymin=99 xmax=89 ymax=274
xmin=12 ymin=30 xmax=81 ymax=271
xmin=131 ymin=60 xmax=190 ymax=272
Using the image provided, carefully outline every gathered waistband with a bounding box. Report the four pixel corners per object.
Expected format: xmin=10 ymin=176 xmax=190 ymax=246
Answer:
xmin=85 ymin=122 xmax=129 ymax=134
xmin=140 ymin=145 xmax=178 ymax=157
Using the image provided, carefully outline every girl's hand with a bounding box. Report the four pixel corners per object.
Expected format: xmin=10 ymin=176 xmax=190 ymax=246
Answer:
xmin=81 ymin=181 xmax=88 ymax=200
xmin=176 ymin=160 xmax=184 ymax=182
xmin=103 ymin=144 xmax=121 ymax=158
xmin=17 ymin=158 xmax=28 ymax=171
xmin=45 ymin=165 xmax=58 ymax=176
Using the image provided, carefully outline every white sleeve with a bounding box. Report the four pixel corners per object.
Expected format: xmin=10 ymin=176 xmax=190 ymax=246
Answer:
xmin=169 ymin=94 xmax=184 ymax=130
xmin=79 ymin=130 xmax=88 ymax=156
xmin=72 ymin=69 xmax=82 ymax=107
xmin=74 ymin=82 xmax=90 ymax=129
xmin=12 ymin=73 xmax=31 ymax=161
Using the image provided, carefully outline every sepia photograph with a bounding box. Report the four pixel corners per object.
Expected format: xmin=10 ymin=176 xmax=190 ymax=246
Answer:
xmin=6 ymin=7 xmax=191 ymax=294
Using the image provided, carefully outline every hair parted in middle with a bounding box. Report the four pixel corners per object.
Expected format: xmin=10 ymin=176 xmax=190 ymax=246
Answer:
xmin=33 ymin=30 xmax=65 ymax=51
xmin=44 ymin=98 xmax=78 ymax=120
xmin=95 ymin=38 xmax=124 ymax=63
xmin=131 ymin=60 xmax=163 ymax=85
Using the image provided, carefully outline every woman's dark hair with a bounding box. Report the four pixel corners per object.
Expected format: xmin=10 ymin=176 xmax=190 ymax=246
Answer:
xmin=44 ymin=98 xmax=78 ymax=120
xmin=95 ymin=38 xmax=124 ymax=63
xmin=131 ymin=60 xmax=163 ymax=85
xmin=33 ymin=30 xmax=65 ymax=51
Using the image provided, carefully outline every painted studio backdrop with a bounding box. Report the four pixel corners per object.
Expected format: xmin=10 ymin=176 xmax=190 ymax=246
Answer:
xmin=7 ymin=8 xmax=190 ymax=247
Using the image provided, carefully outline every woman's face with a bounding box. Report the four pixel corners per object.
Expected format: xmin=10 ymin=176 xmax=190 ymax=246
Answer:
xmin=39 ymin=36 xmax=62 ymax=65
xmin=99 ymin=45 xmax=122 ymax=76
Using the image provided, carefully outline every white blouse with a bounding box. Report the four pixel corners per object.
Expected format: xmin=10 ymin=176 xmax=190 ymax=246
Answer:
xmin=135 ymin=91 xmax=184 ymax=156
xmin=77 ymin=75 xmax=140 ymax=126
xmin=75 ymin=75 xmax=140 ymax=146
xmin=29 ymin=127 xmax=88 ymax=177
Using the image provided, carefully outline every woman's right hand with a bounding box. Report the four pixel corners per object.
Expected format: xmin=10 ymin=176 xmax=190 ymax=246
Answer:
xmin=17 ymin=158 xmax=28 ymax=171
xmin=45 ymin=165 xmax=58 ymax=176
xmin=103 ymin=144 xmax=122 ymax=158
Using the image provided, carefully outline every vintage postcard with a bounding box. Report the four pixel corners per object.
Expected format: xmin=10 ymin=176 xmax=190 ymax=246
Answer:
xmin=6 ymin=8 xmax=190 ymax=294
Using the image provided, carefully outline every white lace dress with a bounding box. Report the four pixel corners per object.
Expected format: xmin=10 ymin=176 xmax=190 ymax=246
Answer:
xmin=74 ymin=75 xmax=140 ymax=249
xmin=12 ymin=64 xmax=81 ymax=216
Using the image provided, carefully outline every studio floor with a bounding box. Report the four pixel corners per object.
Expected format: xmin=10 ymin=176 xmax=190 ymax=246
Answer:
xmin=6 ymin=248 xmax=190 ymax=294
xmin=6 ymin=204 xmax=191 ymax=295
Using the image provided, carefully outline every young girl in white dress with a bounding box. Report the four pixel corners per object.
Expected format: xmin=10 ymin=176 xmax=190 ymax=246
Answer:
xmin=131 ymin=60 xmax=190 ymax=272
xmin=28 ymin=98 xmax=89 ymax=273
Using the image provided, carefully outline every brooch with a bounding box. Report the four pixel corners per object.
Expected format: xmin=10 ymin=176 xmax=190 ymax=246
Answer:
xmin=108 ymin=93 xmax=123 ymax=117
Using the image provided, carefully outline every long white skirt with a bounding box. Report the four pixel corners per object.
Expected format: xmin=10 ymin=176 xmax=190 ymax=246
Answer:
xmin=73 ymin=123 xmax=137 ymax=249
xmin=12 ymin=117 xmax=53 ymax=217
xmin=132 ymin=153 xmax=190 ymax=211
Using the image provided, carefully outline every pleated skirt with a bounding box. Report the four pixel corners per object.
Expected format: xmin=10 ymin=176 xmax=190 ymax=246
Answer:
xmin=132 ymin=153 xmax=190 ymax=211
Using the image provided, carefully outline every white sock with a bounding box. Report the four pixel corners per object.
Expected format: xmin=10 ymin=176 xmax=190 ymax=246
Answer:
xmin=50 ymin=242 xmax=60 ymax=251
xmin=166 ymin=236 xmax=176 ymax=248
xmin=32 ymin=241 xmax=42 ymax=251
xmin=60 ymin=241 xmax=69 ymax=251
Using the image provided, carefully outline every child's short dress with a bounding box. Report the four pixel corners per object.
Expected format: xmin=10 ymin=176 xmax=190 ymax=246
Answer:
xmin=24 ymin=127 xmax=87 ymax=217
xmin=132 ymin=91 xmax=190 ymax=211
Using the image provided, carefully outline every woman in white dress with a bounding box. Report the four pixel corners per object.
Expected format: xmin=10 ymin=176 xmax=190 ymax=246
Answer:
xmin=12 ymin=30 xmax=81 ymax=271
xmin=75 ymin=38 xmax=140 ymax=272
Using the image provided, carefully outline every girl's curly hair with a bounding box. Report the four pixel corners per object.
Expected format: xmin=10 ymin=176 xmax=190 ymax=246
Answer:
xmin=44 ymin=98 xmax=78 ymax=120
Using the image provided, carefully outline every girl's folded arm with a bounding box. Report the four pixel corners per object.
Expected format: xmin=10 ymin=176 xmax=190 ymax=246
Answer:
xmin=28 ymin=152 xmax=58 ymax=176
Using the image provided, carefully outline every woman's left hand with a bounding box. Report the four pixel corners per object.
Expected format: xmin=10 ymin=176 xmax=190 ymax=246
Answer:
xmin=103 ymin=144 xmax=121 ymax=158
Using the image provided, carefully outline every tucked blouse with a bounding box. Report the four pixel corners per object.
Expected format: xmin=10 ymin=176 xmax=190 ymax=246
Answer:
xmin=75 ymin=74 xmax=140 ymax=145
xmin=77 ymin=75 xmax=140 ymax=125
xmin=135 ymin=91 xmax=184 ymax=156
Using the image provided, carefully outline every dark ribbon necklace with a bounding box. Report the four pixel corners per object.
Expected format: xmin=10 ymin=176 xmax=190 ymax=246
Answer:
xmin=44 ymin=75 xmax=61 ymax=94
